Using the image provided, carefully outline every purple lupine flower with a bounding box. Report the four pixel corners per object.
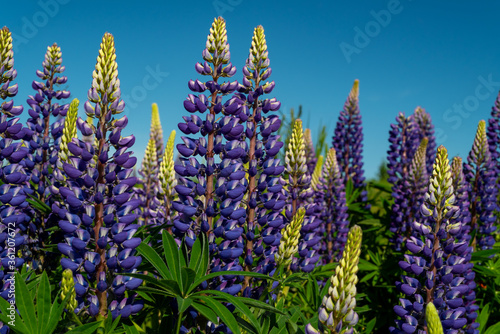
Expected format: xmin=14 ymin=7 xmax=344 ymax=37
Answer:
xmin=320 ymin=148 xmax=349 ymax=262
xmin=413 ymin=107 xmax=436 ymax=176
xmin=233 ymin=24 xmax=285 ymax=289
xmin=284 ymin=119 xmax=320 ymax=273
xmin=304 ymin=128 xmax=318 ymax=175
xmin=137 ymin=137 xmax=161 ymax=226
xmin=56 ymin=33 xmax=142 ymax=319
xmin=487 ymin=89 xmax=500 ymax=176
xmin=0 ymin=27 xmax=29 ymax=307
xmin=174 ymin=17 xmax=243 ymax=295
xmin=389 ymin=137 xmax=429 ymax=251
xmin=451 ymin=156 xmax=478 ymax=334
xmin=22 ymin=43 xmax=70 ymax=271
xmin=332 ymin=80 xmax=367 ymax=204
xmin=391 ymin=145 xmax=470 ymax=334
xmin=464 ymin=120 xmax=498 ymax=250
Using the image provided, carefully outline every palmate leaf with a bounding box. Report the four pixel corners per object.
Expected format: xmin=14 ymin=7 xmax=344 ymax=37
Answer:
xmin=188 ymin=271 xmax=274 ymax=295
xmin=136 ymin=242 xmax=172 ymax=280
xmin=64 ymin=321 xmax=103 ymax=334
xmin=162 ymin=230 xmax=182 ymax=290
xmin=13 ymin=272 xmax=37 ymax=333
xmin=0 ymin=272 xmax=70 ymax=334
xmin=196 ymin=296 xmax=241 ymax=334
xmin=199 ymin=290 xmax=261 ymax=333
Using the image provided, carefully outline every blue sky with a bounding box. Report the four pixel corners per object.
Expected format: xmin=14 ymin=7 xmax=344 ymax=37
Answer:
xmin=4 ymin=0 xmax=500 ymax=179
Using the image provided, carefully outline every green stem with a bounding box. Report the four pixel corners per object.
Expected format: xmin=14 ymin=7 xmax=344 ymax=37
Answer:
xmin=175 ymin=312 xmax=184 ymax=334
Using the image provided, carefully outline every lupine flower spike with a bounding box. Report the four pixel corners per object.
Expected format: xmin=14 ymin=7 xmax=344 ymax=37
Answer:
xmin=275 ymin=207 xmax=305 ymax=270
xmin=321 ymin=148 xmax=349 ymax=262
xmin=61 ymin=268 xmax=78 ymax=313
xmin=158 ymin=130 xmax=177 ymax=226
xmin=57 ymin=32 xmax=142 ymax=319
xmin=425 ymin=302 xmax=444 ymax=334
xmin=0 ymin=26 xmax=29 ymax=306
xmin=233 ymin=24 xmax=284 ymax=289
xmin=464 ymin=120 xmax=498 ymax=250
xmin=59 ymin=98 xmax=79 ymax=163
xmin=175 ymin=17 xmax=243 ymax=296
xmin=304 ymin=128 xmax=318 ymax=175
xmin=150 ymin=103 xmax=164 ymax=160
xmin=332 ymin=80 xmax=367 ymax=204
xmin=389 ymin=137 xmax=428 ymax=249
xmin=391 ymin=145 xmax=469 ymax=333
xmin=306 ymin=225 xmax=362 ymax=334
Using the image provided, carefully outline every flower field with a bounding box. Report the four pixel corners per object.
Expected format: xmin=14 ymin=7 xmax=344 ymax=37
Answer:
xmin=0 ymin=15 xmax=499 ymax=334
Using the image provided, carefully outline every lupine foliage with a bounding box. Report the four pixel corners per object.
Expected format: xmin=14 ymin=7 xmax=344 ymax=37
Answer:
xmin=0 ymin=18 xmax=499 ymax=334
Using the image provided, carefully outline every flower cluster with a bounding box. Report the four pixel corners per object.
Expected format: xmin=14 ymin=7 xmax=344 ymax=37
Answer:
xmin=332 ymin=80 xmax=367 ymax=204
xmin=0 ymin=26 xmax=29 ymax=304
xmin=319 ymin=148 xmax=350 ymax=262
xmin=306 ymin=225 xmax=362 ymax=334
xmin=387 ymin=108 xmax=436 ymax=250
xmin=464 ymin=120 xmax=498 ymax=250
xmin=56 ymin=32 xmax=142 ymax=319
xmin=391 ymin=145 xmax=470 ymax=334
xmin=451 ymin=156 xmax=478 ymax=334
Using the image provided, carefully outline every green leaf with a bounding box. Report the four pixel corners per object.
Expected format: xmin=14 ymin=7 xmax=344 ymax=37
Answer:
xmin=136 ymin=242 xmax=173 ymax=280
xmin=196 ymin=296 xmax=241 ymax=334
xmin=235 ymin=316 xmax=259 ymax=334
xmin=65 ymin=321 xmax=103 ymax=333
xmin=14 ymin=273 xmax=37 ymax=334
xmin=203 ymin=290 xmax=261 ymax=333
xmin=237 ymin=297 xmax=286 ymax=315
xmin=197 ymin=232 xmax=210 ymax=281
xmin=45 ymin=293 xmax=69 ymax=334
xmin=192 ymin=300 xmax=219 ymax=325
xmin=472 ymin=249 xmax=500 ymax=262
xmin=26 ymin=193 xmax=52 ymax=215
xmin=0 ymin=295 xmax=30 ymax=334
xmin=478 ymin=304 xmax=490 ymax=334
xmin=123 ymin=324 xmax=141 ymax=334
xmin=364 ymin=318 xmax=376 ymax=333
xmin=188 ymin=235 xmax=202 ymax=272
xmin=162 ymin=230 xmax=182 ymax=291
xmin=181 ymin=267 xmax=196 ymax=295
xmin=189 ymin=271 xmax=274 ymax=295
xmin=358 ymin=259 xmax=379 ymax=271
xmin=177 ymin=296 xmax=193 ymax=314
xmin=37 ymin=271 xmax=51 ymax=334
xmin=484 ymin=321 xmax=500 ymax=334
xmin=360 ymin=271 xmax=377 ymax=283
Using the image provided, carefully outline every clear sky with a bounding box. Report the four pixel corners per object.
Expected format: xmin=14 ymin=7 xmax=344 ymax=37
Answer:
xmin=4 ymin=0 xmax=500 ymax=179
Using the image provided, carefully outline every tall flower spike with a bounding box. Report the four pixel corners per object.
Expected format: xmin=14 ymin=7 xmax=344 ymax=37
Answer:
xmin=58 ymin=33 xmax=141 ymax=320
xmin=464 ymin=120 xmax=498 ymax=250
xmin=413 ymin=107 xmax=436 ymax=176
xmin=229 ymin=24 xmax=284 ymax=292
xmin=304 ymin=128 xmax=318 ymax=175
xmin=138 ymin=138 xmax=160 ymax=225
xmin=391 ymin=145 xmax=469 ymax=334
xmin=285 ymin=118 xmax=308 ymax=214
xmin=275 ymin=208 xmax=305 ymax=269
xmin=316 ymin=225 xmax=362 ymax=334
xmin=332 ymin=80 xmax=367 ymax=205
xmin=176 ymin=17 xmax=242 ymax=299
xmin=311 ymin=155 xmax=324 ymax=192
xmin=59 ymin=98 xmax=79 ymax=163
xmin=487 ymin=89 xmax=500 ymax=175
xmin=159 ymin=130 xmax=177 ymax=203
xmin=389 ymin=137 xmax=429 ymax=249
xmin=0 ymin=26 xmax=29 ymax=310
xmin=321 ymin=148 xmax=350 ymax=262
xmin=426 ymin=302 xmax=444 ymax=334
xmin=150 ymin=103 xmax=164 ymax=160
xmin=61 ymin=268 xmax=78 ymax=313
xmin=451 ymin=156 xmax=478 ymax=334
